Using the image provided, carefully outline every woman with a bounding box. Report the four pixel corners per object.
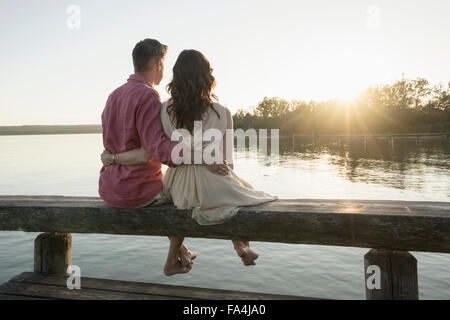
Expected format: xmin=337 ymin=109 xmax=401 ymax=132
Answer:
xmin=102 ymin=50 xmax=277 ymax=276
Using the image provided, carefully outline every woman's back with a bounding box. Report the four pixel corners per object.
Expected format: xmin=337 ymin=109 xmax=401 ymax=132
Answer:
xmin=160 ymin=101 xmax=228 ymax=142
xmin=160 ymin=100 xmax=276 ymax=226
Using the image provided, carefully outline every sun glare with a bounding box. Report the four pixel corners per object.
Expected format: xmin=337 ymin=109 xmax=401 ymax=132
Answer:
xmin=301 ymin=45 xmax=385 ymax=103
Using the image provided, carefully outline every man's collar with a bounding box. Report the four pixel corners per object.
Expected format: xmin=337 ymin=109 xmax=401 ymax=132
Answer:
xmin=127 ymin=73 xmax=153 ymax=87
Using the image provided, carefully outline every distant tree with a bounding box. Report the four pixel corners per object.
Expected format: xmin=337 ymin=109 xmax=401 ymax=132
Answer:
xmin=433 ymin=82 xmax=450 ymax=112
xmin=232 ymin=77 xmax=450 ymax=135
xmin=255 ymin=97 xmax=290 ymax=119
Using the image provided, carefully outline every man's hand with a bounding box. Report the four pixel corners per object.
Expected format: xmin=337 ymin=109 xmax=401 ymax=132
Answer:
xmin=101 ymin=149 xmax=114 ymax=166
xmin=101 ymin=147 xmax=152 ymax=166
xmin=204 ymin=161 xmax=231 ymax=176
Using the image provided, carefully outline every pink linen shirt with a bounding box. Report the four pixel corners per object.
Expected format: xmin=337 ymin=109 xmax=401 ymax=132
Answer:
xmin=99 ymin=74 xmax=179 ymax=208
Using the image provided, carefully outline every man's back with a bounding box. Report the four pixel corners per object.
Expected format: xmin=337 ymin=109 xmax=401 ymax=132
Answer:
xmin=99 ymin=74 xmax=177 ymax=208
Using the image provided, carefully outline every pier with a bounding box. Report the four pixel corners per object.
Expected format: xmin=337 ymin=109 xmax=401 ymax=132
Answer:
xmin=290 ymin=132 xmax=450 ymax=150
xmin=0 ymin=195 xmax=449 ymax=300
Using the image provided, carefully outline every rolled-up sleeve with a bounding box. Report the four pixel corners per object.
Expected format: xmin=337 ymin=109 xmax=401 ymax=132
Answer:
xmin=135 ymin=92 xmax=181 ymax=167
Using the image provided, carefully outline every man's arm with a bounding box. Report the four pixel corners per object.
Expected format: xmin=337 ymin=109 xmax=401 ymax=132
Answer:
xmin=101 ymin=147 xmax=230 ymax=176
xmin=135 ymin=92 xmax=180 ymax=167
xmin=111 ymin=92 xmax=229 ymax=174
xmin=101 ymin=148 xmax=149 ymax=166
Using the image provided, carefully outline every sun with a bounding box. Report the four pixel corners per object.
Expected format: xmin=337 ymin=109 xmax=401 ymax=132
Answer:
xmin=302 ymin=46 xmax=384 ymax=103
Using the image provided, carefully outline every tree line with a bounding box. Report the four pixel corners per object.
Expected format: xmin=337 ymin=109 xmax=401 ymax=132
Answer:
xmin=233 ymin=78 xmax=450 ymax=135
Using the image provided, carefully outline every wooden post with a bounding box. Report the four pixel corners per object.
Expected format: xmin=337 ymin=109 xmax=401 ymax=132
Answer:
xmin=34 ymin=232 xmax=72 ymax=276
xmin=364 ymin=249 xmax=418 ymax=300
xmin=363 ymin=136 xmax=367 ymax=152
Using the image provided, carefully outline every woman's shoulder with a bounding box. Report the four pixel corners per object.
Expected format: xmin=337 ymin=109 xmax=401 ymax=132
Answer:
xmin=159 ymin=100 xmax=174 ymax=129
xmin=204 ymin=102 xmax=229 ymax=133
xmin=211 ymin=102 xmax=230 ymax=117
xmin=161 ymin=99 xmax=173 ymax=116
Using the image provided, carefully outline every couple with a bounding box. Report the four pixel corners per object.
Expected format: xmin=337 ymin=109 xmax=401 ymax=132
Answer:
xmin=99 ymin=38 xmax=276 ymax=276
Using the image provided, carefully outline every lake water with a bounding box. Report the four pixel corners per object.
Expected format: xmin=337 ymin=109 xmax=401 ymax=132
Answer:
xmin=0 ymin=133 xmax=449 ymax=299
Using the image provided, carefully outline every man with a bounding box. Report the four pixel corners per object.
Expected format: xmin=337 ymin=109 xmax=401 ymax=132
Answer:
xmin=99 ymin=38 xmax=228 ymax=272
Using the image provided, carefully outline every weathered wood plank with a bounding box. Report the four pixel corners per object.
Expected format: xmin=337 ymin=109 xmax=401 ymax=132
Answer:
xmin=9 ymin=272 xmax=306 ymax=300
xmin=0 ymin=279 xmax=188 ymax=300
xmin=34 ymin=232 xmax=72 ymax=276
xmin=1 ymin=196 xmax=450 ymax=253
xmin=364 ymin=249 xmax=418 ymax=300
xmin=0 ymin=294 xmax=49 ymax=300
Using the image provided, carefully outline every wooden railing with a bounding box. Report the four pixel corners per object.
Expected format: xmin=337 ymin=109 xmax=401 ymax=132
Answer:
xmin=289 ymin=132 xmax=450 ymax=149
xmin=1 ymin=195 xmax=450 ymax=300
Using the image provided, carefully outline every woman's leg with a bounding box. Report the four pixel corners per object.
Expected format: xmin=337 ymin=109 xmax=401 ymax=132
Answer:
xmin=164 ymin=236 xmax=192 ymax=276
xmin=232 ymin=240 xmax=259 ymax=266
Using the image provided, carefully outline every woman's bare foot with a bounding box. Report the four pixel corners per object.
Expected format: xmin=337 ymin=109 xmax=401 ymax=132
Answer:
xmin=234 ymin=241 xmax=259 ymax=266
xmin=178 ymin=244 xmax=197 ymax=266
xmin=164 ymin=257 xmax=192 ymax=276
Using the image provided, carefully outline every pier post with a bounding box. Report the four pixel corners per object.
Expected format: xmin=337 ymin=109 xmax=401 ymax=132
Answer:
xmin=34 ymin=232 xmax=72 ymax=276
xmin=364 ymin=249 xmax=418 ymax=300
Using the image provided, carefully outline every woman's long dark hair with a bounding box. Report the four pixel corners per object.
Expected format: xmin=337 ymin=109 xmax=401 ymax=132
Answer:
xmin=166 ymin=49 xmax=219 ymax=133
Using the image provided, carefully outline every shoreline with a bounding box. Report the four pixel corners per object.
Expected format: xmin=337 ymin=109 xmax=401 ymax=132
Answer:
xmin=0 ymin=125 xmax=449 ymax=136
xmin=0 ymin=125 xmax=102 ymax=136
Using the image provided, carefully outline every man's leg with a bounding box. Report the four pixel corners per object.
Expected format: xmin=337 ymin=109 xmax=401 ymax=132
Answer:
xmin=164 ymin=236 xmax=192 ymax=276
xmin=164 ymin=235 xmax=197 ymax=266
xmin=232 ymin=240 xmax=259 ymax=266
xmin=145 ymin=192 xmax=197 ymax=267
xmin=179 ymin=243 xmax=198 ymax=264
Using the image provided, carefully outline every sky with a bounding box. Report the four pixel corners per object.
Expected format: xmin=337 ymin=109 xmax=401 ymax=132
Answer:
xmin=1 ymin=0 xmax=449 ymax=125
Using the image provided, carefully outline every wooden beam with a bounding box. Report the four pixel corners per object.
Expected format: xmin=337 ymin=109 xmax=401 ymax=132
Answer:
xmin=0 ymin=279 xmax=185 ymax=300
xmin=2 ymin=272 xmax=309 ymax=300
xmin=1 ymin=196 xmax=450 ymax=253
xmin=34 ymin=232 xmax=72 ymax=276
xmin=364 ymin=249 xmax=418 ymax=300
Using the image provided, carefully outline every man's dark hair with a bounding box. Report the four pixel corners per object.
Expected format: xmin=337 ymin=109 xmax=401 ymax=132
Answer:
xmin=132 ymin=38 xmax=168 ymax=73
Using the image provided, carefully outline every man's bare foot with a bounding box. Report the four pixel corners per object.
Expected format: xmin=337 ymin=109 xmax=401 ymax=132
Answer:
xmin=183 ymin=244 xmax=198 ymax=260
xmin=234 ymin=242 xmax=259 ymax=266
xmin=178 ymin=244 xmax=197 ymax=266
xmin=164 ymin=257 xmax=192 ymax=276
xmin=238 ymin=248 xmax=259 ymax=266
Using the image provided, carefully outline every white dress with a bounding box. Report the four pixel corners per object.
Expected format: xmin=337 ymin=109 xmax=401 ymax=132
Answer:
xmin=160 ymin=101 xmax=277 ymax=225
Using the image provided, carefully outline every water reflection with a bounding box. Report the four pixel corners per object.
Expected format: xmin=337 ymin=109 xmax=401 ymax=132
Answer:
xmin=0 ymin=134 xmax=449 ymax=299
xmin=238 ymin=136 xmax=450 ymax=197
